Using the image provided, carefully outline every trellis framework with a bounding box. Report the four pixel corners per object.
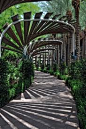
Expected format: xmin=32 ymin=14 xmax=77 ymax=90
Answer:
xmin=0 ymin=12 xmax=75 ymax=62
xmin=0 ymin=0 xmax=50 ymax=13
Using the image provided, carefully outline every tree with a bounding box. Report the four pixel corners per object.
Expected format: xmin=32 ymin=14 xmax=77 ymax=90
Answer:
xmin=0 ymin=3 xmax=40 ymax=29
xmin=39 ymin=0 xmax=73 ymax=16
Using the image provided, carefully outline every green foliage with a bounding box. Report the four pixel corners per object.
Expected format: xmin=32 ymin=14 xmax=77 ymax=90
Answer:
xmin=40 ymin=63 xmax=45 ymax=71
xmin=68 ymin=59 xmax=86 ymax=82
xmin=53 ymin=63 xmax=58 ymax=72
xmin=0 ymin=3 xmax=40 ymax=29
xmin=67 ymin=59 xmax=86 ymax=129
xmin=43 ymin=67 xmax=47 ymax=73
xmin=46 ymin=63 xmax=50 ymax=71
xmin=0 ymin=58 xmax=34 ymax=107
xmin=60 ymin=62 xmax=67 ymax=75
xmin=48 ymin=68 xmax=54 ymax=75
xmin=3 ymin=51 xmax=19 ymax=61
xmin=20 ymin=59 xmax=34 ymax=91
xmin=40 ymin=0 xmax=86 ymax=29
xmin=0 ymin=58 xmax=9 ymax=107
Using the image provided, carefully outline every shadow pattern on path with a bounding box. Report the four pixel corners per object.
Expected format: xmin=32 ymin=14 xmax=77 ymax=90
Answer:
xmin=0 ymin=71 xmax=80 ymax=129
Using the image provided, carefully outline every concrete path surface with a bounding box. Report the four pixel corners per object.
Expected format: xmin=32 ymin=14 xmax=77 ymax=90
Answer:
xmin=0 ymin=71 xmax=80 ymax=129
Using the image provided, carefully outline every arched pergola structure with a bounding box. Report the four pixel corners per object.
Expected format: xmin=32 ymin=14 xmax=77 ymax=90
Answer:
xmin=0 ymin=0 xmax=50 ymax=13
xmin=0 ymin=12 xmax=75 ymax=63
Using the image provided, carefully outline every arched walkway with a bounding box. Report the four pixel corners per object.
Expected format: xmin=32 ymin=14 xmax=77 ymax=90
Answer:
xmin=0 ymin=71 xmax=80 ymax=129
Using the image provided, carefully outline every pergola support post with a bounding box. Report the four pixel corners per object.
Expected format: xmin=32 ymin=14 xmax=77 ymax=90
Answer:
xmin=59 ymin=45 xmax=62 ymax=65
xmin=62 ymin=35 xmax=66 ymax=65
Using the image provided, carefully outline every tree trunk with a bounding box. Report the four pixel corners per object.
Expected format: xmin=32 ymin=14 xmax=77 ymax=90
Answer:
xmin=75 ymin=9 xmax=80 ymax=60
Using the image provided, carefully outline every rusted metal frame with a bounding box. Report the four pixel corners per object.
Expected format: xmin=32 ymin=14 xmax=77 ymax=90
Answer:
xmin=11 ymin=15 xmax=24 ymax=45
xmin=2 ymin=46 xmax=22 ymax=54
xmin=27 ymin=12 xmax=43 ymax=43
xmin=59 ymin=16 xmax=67 ymax=21
xmin=31 ymin=20 xmax=46 ymax=34
xmin=30 ymin=38 xmax=47 ymax=52
xmin=28 ymin=40 xmax=35 ymax=53
xmin=31 ymin=41 xmax=62 ymax=53
xmin=36 ymin=14 xmax=61 ymax=33
xmin=33 ymin=51 xmax=49 ymax=57
xmin=5 ymin=27 xmax=23 ymax=49
xmin=37 ymin=21 xmax=56 ymax=33
xmin=52 ymin=14 xmax=61 ymax=19
xmin=0 ymin=18 xmax=75 ymax=57
xmin=31 ymin=51 xmax=53 ymax=56
xmin=29 ymin=38 xmax=46 ymax=52
xmin=0 ymin=0 xmax=4 ymax=10
xmin=40 ymin=27 xmax=68 ymax=34
xmin=35 ymin=22 xmax=69 ymax=36
xmin=30 ymin=41 xmax=50 ymax=53
xmin=1 ymin=0 xmax=14 ymax=13
xmin=29 ymin=26 xmax=67 ymax=42
xmin=36 ymin=20 xmax=51 ymax=33
xmin=2 ymin=19 xmax=75 ymax=38
xmin=29 ymin=40 xmax=36 ymax=52
xmin=1 ymin=0 xmax=11 ymax=11
xmin=33 ymin=13 xmax=53 ymax=34
xmin=40 ymin=26 xmax=72 ymax=35
xmin=24 ymin=12 xmax=31 ymax=45
xmin=34 ymin=21 xmax=51 ymax=34
xmin=0 ymin=0 xmax=7 ymax=11
xmin=32 ymin=48 xmax=55 ymax=56
xmin=0 ymin=0 xmax=50 ymax=13
xmin=39 ymin=22 xmax=60 ymax=33
xmin=39 ymin=22 xmax=71 ymax=34
xmin=2 ymin=23 xmax=23 ymax=49
xmin=29 ymin=29 xmax=67 ymax=42
xmin=30 ymin=41 xmax=39 ymax=52
xmin=2 ymin=36 xmax=22 ymax=51
xmin=57 ymin=25 xmax=72 ymax=33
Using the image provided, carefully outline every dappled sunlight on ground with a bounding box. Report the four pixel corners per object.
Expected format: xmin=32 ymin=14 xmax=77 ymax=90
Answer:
xmin=0 ymin=71 xmax=80 ymax=129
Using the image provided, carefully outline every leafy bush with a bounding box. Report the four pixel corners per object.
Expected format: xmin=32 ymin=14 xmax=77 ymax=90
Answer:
xmin=40 ymin=63 xmax=45 ymax=71
xmin=0 ymin=58 xmax=9 ymax=107
xmin=46 ymin=63 xmax=50 ymax=71
xmin=20 ymin=59 xmax=34 ymax=91
xmin=0 ymin=58 xmax=34 ymax=107
xmin=67 ymin=59 xmax=86 ymax=129
xmin=48 ymin=68 xmax=54 ymax=75
xmin=53 ymin=63 xmax=58 ymax=72
xmin=60 ymin=62 xmax=67 ymax=75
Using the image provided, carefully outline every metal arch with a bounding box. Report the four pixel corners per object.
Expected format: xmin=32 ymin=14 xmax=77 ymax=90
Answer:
xmin=1 ymin=19 xmax=75 ymax=39
xmin=0 ymin=19 xmax=75 ymax=57
xmin=31 ymin=48 xmax=55 ymax=56
xmin=30 ymin=40 xmax=63 ymax=52
xmin=0 ymin=0 xmax=50 ymax=13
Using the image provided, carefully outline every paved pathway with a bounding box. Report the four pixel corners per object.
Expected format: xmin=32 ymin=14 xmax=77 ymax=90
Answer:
xmin=0 ymin=71 xmax=80 ymax=129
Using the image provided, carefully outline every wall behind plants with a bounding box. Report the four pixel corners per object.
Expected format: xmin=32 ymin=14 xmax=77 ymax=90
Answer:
xmin=0 ymin=58 xmax=34 ymax=108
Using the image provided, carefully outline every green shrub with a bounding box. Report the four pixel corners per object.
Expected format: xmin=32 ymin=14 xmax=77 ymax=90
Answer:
xmin=20 ymin=59 xmax=34 ymax=91
xmin=48 ymin=68 xmax=54 ymax=75
xmin=67 ymin=59 xmax=86 ymax=129
xmin=60 ymin=62 xmax=66 ymax=75
xmin=53 ymin=63 xmax=58 ymax=72
xmin=0 ymin=58 xmax=9 ymax=107
xmin=40 ymin=63 xmax=45 ymax=71
xmin=46 ymin=63 xmax=50 ymax=71
xmin=0 ymin=58 xmax=34 ymax=107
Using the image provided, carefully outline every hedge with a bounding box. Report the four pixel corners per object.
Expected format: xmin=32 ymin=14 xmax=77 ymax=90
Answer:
xmin=0 ymin=58 xmax=34 ymax=108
